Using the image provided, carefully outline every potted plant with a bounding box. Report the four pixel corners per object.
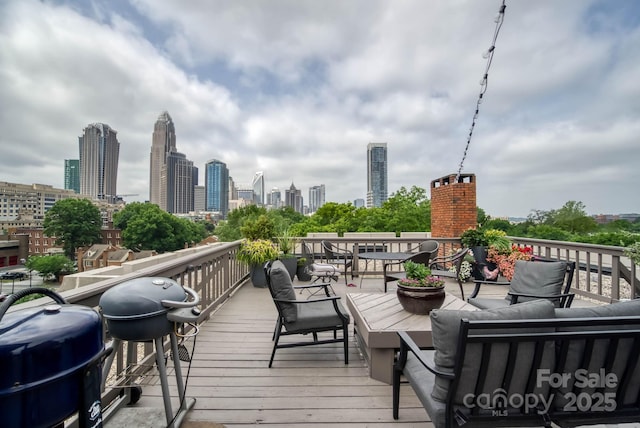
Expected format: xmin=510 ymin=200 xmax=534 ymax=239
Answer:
xmin=276 ymin=228 xmax=298 ymax=280
xmin=485 ymin=245 xmax=533 ymax=281
xmin=396 ymin=260 xmax=446 ymax=315
xmin=460 ymin=228 xmax=510 ymax=280
xmin=296 ymin=257 xmax=312 ymax=281
xmin=237 ymin=239 xmax=279 ymax=287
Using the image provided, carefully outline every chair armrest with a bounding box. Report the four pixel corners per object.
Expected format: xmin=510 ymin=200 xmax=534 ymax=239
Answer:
xmin=383 ymin=257 xmax=411 ymax=275
xmin=508 ymin=292 xmax=575 ymax=307
xmin=293 ymin=283 xmax=333 ymax=296
xmin=274 ymin=295 xmax=341 ymax=304
xmin=293 ymin=283 xmax=332 ymax=290
xmin=395 ymin=331 xmax=454 ymax=379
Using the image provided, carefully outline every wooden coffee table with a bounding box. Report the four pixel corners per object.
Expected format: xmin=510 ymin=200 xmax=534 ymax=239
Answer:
xmin=345 ymin=292 xmax=477 ymax=384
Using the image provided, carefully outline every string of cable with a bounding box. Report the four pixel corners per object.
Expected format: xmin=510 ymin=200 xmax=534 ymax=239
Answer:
xmin=456 ymin=0 xmax=507 ymax=181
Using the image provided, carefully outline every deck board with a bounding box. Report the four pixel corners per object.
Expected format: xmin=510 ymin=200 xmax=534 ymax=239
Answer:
xmin=114 ymin=276 xmax=432 ymax=427
xmin=112 ymin=275 xmax=601 ymax=427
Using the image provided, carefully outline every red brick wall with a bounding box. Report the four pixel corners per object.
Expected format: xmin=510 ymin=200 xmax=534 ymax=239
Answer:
xmin=430 ymin=174 xmax=477 ymax=238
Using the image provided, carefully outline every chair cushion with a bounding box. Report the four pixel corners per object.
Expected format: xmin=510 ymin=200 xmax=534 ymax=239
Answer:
xmin=465 ymin=297 xmax=510 ymax=310
xmin=310 ymin=263 xmax=338 ymax=275
xmin=269 ymin=260 xmax=298 ymax=322
xmin=429 ymin=299 xmax=556 ymax=402
xmin=508 ymin=260 xmax=566 ymax=303
xmin=286 ymin=299 xmax=350 ymax=331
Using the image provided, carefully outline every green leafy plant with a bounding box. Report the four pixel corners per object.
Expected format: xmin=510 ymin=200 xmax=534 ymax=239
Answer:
xmin=624 ymin=242 xmax=640 ymax=265
xmin=460 ymin=228 xmax=489 ymax=247
xmin=240 ymin=214 xmax=275 ymax=240
xmin=297 ymin=257 xmax=307 ymax=267
xmin=399 ymin=260 xmax=444 ymax=287
xmin=484 ymin=229 xmax=511 ymax=253
xmin=237 ymin=239 xmax=279 ymax=266
xmin=276 ymin=228 xmax=298 ymax=258
xmin=461 ymin=228 xmax=512 ymax=253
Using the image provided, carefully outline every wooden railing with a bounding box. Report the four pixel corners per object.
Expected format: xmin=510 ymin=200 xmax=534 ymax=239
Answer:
xmin=299 ymin=235 xmax=638 ymax=302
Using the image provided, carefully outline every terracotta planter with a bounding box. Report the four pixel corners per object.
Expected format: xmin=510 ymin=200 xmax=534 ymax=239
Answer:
xmin=396 ymin=284 xmax=446 ymax=315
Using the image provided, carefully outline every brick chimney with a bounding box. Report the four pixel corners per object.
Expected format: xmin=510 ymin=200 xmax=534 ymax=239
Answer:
xmin=430 ymin=173 xmax=477 ymax=238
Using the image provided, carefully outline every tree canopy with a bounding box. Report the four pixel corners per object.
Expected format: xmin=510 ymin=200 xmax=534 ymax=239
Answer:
xmin=25 ymin=254 xmax=75 ymax=282
xmin=113 ymin=202 xmax=208 ymax=253
xmin=43 ymin=198 xmax=103 ymax=258
xmin=213 ymin=189 xmax=638 ymax=248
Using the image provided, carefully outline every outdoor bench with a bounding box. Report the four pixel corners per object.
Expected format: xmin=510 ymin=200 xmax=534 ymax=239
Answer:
xmin=393 ymin=298 xmax=640 ymax=427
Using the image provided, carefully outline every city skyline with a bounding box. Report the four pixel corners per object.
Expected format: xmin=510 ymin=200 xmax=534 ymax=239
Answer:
xmin=1 ymin=1 xmax=640 ymax=217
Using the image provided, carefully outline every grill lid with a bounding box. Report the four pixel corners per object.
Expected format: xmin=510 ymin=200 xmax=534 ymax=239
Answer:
xmin=100 ymin=277 xmax=187 ymax=319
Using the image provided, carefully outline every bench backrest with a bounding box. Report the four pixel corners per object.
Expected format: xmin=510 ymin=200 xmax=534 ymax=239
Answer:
xmin=447 ymin=316 xmax=640 ymax=424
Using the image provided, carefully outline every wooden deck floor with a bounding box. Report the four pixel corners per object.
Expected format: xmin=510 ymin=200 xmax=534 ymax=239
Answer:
xmin=113 ymin=276 xmax=601 ymax=428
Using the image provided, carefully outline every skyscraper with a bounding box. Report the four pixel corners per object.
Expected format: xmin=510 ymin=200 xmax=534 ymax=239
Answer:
xmin=150 ymin=111 xmax=176 ymax=206
xmin=367 ymin=142 xmax=388 ymax=208
xmin=252 ymin=172 xmax=265 ymax=206
xmin=285 ymin=183 xmax=303 ymax=214
xmin=161 ymin=151 xmax=196 ymax=214
xmin=64 ymin=159 xmax=80 ymax=193
xmin=205 ymin=159 xmax=229 ymax=217
xmin=79 ymin=123 xmax=120 ymax=202
xmin=269 ymin=187 xmax=282 ymax=209
xmin=308 ymin=184 xmax=325 ymax=213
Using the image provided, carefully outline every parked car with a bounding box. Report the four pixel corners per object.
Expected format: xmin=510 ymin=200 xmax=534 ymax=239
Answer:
xmin=0 ymin=271 xmax=27 ymax=280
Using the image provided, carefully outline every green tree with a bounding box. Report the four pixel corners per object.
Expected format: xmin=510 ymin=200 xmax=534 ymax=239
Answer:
xmin=113 ymin=202 xmax=208 ymax=252
xmin=551 ymin=201 xmax=598 ymax=234
xmin=43 ymin=198 xmax=103 ymax=259
xmin=380 ymin=186 xmax=431 ymax=234
xmin=240 ymin=214 xmax=276 ymax=240
xmin=26 ymin=254 xmax=75 ymax=282
xmin=482 ymin=218 xmax=512 ymax=233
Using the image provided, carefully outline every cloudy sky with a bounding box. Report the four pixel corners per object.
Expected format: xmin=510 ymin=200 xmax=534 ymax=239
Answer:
xmin=1 ymin=0 xmax=639 ymax=218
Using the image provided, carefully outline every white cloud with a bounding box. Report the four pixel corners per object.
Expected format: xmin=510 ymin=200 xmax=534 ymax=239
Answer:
xmin=1 ymin=0 xmax=639 ymax=218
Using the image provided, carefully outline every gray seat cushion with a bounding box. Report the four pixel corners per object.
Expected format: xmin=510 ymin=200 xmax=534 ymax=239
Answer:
xmin=465 ymin=297 xmax=510 ymax=310
xmin=285 ymin=299 xmax=350 ymax=331
xmin=429 ymin=299 xmax=557 ymax=402
xmin=402 ymin=350 xmax=447 ymax=428
xmin=269 ymin=260 xmax=298 ymax=322
xmin=508 ymin=260 xmax=567 ymax=304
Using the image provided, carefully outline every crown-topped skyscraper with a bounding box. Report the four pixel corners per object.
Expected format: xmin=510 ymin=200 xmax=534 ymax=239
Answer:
xmin=149 ymin=111 xmax=196 ymax=214
xmin=149 ymin=111 xmax=177 ymax=206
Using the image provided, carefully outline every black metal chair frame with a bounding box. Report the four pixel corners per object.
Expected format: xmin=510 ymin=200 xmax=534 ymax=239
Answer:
xmin=264 ymin=261 xmax=350 ymax=368
xmin=468 ymin=258 xmax=577 ymax=308
xmin=382 ymin=251 xmax=434 ymax=292
xmin=428 ymin=248 xmax=470 ymax=300
xmin=300 ymin=242 xmax=339 ymax=297
xmin=321 ymin=240 xmax=354 ymax=285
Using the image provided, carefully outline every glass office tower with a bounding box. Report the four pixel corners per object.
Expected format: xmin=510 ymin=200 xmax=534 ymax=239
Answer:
xmin=367 ymin=142 xmax=388 ymax=208
xmin=205 ymin=159 xmax=229 ymax=218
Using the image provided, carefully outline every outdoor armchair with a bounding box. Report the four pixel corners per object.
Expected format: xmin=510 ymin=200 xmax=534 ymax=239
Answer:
xmin=428 ymin=248 xmax=470 ymax=300
xmin=321 ymin=240 xmax=354 ymax=285
xmin=467 ymin=258 xmax=576 ymax=309
xmin=300 ymin=242 xmax=340 ymax=296
xmin=264 ymin=260 xmax=350 ymax=367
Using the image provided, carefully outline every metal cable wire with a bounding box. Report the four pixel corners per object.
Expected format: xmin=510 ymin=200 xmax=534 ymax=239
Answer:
xmin=456 ymin=0 xmax=507 ymax=181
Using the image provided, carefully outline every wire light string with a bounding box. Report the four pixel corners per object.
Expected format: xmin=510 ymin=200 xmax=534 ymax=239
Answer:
xmin=455 ymin=0 xmax=507 ymax=181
